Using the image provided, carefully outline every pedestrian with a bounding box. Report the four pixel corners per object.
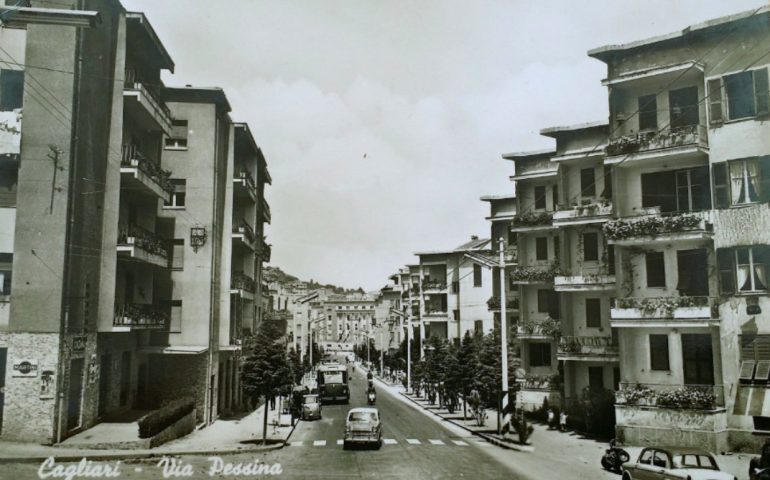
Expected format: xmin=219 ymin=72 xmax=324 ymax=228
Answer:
xmin=547 ymin=408 xmax=555 ymax=429
xmin=559 ymin=410 xmax=568 ymax=432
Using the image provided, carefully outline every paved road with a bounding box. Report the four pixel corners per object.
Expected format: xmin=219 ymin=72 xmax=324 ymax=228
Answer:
xmin=1 ymin=365 xmax=524 ymax=479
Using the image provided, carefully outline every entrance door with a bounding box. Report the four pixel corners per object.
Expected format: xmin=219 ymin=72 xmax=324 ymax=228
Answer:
xmin=120 ymin=351 xmax=131 ymax=406
xmin=682 ymin=334 xmax=715 ymax=385
xmin=136 ymin=363 xmax=147 ymax=409
xmin=98 ymin=354 xmax=111 ymax=416
xmin=67 ymin=358 xmax=85 ymax=432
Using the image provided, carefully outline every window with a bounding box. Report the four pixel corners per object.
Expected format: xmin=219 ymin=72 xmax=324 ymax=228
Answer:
xmin=0 ymin=69 xmax=23 ymax=111
xmin=474 ymin=320 xmax=483 ymax=333
xmin=585 ymin=298 xmax=601 ymax=328
xmin=736 ymin=246 xmax=769 ymax=292
xmin=171 ymin=239 xmax=184 ymax=270
xmin=537 ymin=289 xmax=560 ymax=319
xmin=534 ymin=186 xmax=546 ymax=210
xmin=649 ymin=334 xmax=670 ymax=371
xmin=602 ymin=165 xmax=613 ymax=200
xmin=721 ymin=69 xmax=770 ymax=120
xmin=583 ymin=232 xmax=599 ymax=262
xmin=508 ymin=230 xmax=517 ymax=246
xmin=535 ymin=237 xmax=548 ymax=261
xmin=0 ymin=252 xmax=11 ymax=295
xmin=669 ymin=86 xmax=699 ymax=128
xmin=529 ymin=343 xmax=551 ymax=367
xmin=726 ymin=158 xmax=770 ymax=205
xmin=164 ymin=119 xmax=189 ymax=150
xmin=588 ymin=367 xmax=604 ymax=391
xmin=453 ymin=309 xmax=460 ymax=322
xmin=645 ymin=251 xmax=666 ymax=288
xmin=638 ymin=94 xmax=657 ymax=131
xmin=473 ymin=264 xmax=482 ymax=287
xmin=164 ymin=179 xmax=186 ymax=208
xmin=451 ymin=281 xmax=459 ymax=294
xmin=642 ymin=166 xmax=710 ymax=213
xmin=580 ymin=168 xmax=596 ymax=198
xmin=170 ymin=300 xmax=182 ymax=332
xmin=552 ymin=185 xmax=558 ymax=210
xmin=639 ymin=449 xmax=654 ymax=465
xmin=607 ymin=244 xmax=616 ymax=275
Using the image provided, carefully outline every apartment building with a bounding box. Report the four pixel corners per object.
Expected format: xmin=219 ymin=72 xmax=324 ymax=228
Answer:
xmin=373 ymin=283 xmax=403 ymax=355
xmin=0 ymin=1 xmax=272 ymax=442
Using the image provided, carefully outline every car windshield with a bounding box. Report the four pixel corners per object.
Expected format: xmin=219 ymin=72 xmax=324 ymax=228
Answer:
xmin=323 ymin=372 xmax=344 ymax=384
xmin=674 ymin=454 xmax=718 ymax=470
xmin=349 ymin=412 xmax=377 ymax=422
xmin=304 ymin=395 xmax=318 ymax=403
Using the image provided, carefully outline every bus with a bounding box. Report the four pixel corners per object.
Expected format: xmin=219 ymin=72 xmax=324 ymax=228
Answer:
xmin=317 ymin=363 xmax=349 ymax=404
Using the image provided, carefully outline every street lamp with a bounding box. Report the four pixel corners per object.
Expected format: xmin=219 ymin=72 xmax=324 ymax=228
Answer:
xmin=498 ymin=237 xmax=510 ymax=435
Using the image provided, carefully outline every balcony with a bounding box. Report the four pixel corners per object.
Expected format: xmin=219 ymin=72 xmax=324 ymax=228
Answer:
xmin=262 ymin=199 xmax=271 ymax=224
xmin=554 ymin=273 xmax=616 ymax=292
xmin=553 ymin=201 xmax=613 ymax=226
xmin=258 ymin=239 xmax=271 ymax=262
xmin=615 ymin=383 xmax=724 ymax=410
xmin=231 ymin=271 xmax=256 ymax=300
xmin=423 ymin=309 xmax=448 ymax=320
xmin=510 ymin=211 xmax=554 ymax=232
xmin=605 ymin=124 xmax=708 ymax=166
xmin=117 ymin=224 xmax=169 ymax=268
xmin=516 ymin=317 xmax=560 ymax=340
xmin=486 ymin=296 xmax=519 ymax=312
xmin=611 ymin=296 xmax=717 ymax=327
xmin=232 ymin=220 xmax=256 ymax=250
xmin=123 ymin=69 xmax=173 ymax=136
xmin=508 ymin=264 xmax=561 ymax=285
xmin=421 ymin=279 xmax=447 ymax=292
xmin=120 ymin=143 xmax=173 ymax=202
xmin=557 ymin=336 xmax=619 ymax=361
xmin=233 ymin=169 xmax=257 ymax=202
xmin=0 ymin=109 xmax=21 ymax=155
xmin=603 ymin=211 xmax=712 ymax=246
xmin=113 ymin=303 xmax=169 ymax=331
xmin=518 ymin=374 xmax=561 ymax=392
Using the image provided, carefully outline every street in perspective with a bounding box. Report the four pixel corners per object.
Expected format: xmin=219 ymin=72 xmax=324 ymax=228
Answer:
xmin=3 ymin=1 xmax=770 ymax=479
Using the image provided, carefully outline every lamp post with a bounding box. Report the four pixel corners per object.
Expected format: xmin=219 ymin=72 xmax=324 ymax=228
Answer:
xmin=498 ymin=237 xmax=510 ymax=435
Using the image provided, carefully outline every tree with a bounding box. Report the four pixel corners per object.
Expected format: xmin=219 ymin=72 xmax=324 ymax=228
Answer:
xmin=456 ymin=331 xmax=480 ymax=419
xmin=477 ymin=329 xmax=502 ymax=409
xmin=242 ymin=320 xmax=292 ymax=445
xmin=288 ymin=348 xmax=303 ymax=385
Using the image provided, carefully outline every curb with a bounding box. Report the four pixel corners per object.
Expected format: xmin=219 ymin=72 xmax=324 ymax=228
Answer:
xmin=398 ymin=391 xmax=536 ymax=453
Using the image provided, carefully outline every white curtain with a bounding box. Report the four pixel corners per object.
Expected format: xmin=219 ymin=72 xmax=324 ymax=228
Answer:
xmin=731 ymin=161 xmax=745 ymax=204
xmin=738 ymin=263 xmax=751 ymax=291
xmin=748 ymin=158 xmax=762 ymax=201
xmin=755 ymin=264 xmax=768 ymax=290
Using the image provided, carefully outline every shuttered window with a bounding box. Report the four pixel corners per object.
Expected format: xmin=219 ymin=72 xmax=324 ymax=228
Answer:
xmin=171 ymin=239 xmax=184 ymax=270
xmin=708 ymin=78 xmax=724 ymax=124
xmin=741 ymin=335 xmax=770 ymax=362
xmin=0 ymin=70 xmax=23 ymax=111
xmin=650 ymin=334 xmax=670 ymax=371
xmin=638 ymin=94 xmax=657 ymax=131
xmin=716 ymin=68 xmax=770 ymax=122
xmin=713 ymin=163 xmax=730 ymax=209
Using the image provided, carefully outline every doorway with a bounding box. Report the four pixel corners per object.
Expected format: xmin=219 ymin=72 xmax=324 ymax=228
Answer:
xmin=136 ymin=363 xmax=147 ymax=409
xmin=67 ymin=358 xmax=85 ymax=432
xmin=98 ymin=354 xmax=111 ymax=416
xmin=682 ymin=334 xmax=715 ymax=385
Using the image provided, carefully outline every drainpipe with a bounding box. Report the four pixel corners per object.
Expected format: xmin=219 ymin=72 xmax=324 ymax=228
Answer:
xmin=56 ymin=3 xmax=84 ymax=444
xmin=206 ymin=113 xmax=222 ymax=424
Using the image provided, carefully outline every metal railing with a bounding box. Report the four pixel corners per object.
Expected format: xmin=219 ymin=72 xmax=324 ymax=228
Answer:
xmin=558 ymin=336 xmax=618 ymax=355
xmin=611 ymin=296 xmax=713 ymax=319
xmin=231 ymin=271 xmax=256 ymax=292
xmin=117 ymin=224 xmax=170 ymax=259
xmin=121 ymin=143 xmax=173 ymax=194
xmin=114 ymin=303 xmax=169 ymax=329
xmin=422 ymin=279 xmax=447 ymax=291
xmin=606 ymin=124 xmax=708 ymax=156
xmin=615 ymin=382 xmax=724 ymax=409
xmin=486 ymin=296 xmax=519 ymax=311
xmin=124 ymin=68 xmax=173 ymax=122
xmin=232 ymin=219 xmax=256 ymax=244
xmin=236 ymin=168 xmax=257 ymax=196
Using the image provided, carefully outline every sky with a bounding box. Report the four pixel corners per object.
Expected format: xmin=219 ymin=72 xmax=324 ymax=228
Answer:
xmin=125 ymin=0 xmax=764 ymax=290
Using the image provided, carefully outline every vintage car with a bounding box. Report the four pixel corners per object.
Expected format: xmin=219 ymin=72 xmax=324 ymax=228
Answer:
xmin=301 ymin=394 xmax=322 ymax=421
xmin=622 ymin=447 xmax=736 ymax=480
xmin=343 ymin=407 xmax=382 ymax=449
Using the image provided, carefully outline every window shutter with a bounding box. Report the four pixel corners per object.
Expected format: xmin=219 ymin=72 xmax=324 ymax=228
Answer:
xmin=717 ymin=248 xmax=735 ymax=294
xmin=759 ymin=156 xmax=770 ymax=202
xmin=713 ymin=163 xmax=730 ymax=208
xmin=754 ymin=67 xmax=770 ymax=117
xmin=708 ymin=78 xmax=724 ymax=124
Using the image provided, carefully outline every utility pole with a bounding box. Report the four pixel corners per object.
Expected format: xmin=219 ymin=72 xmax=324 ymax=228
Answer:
xmin=407 ymin=312 xmax=412 ymax=393
xmin=380 ymin=327 xmax=384 ymax=375
xmin=498 ymin=237 xmax=510 ymax=435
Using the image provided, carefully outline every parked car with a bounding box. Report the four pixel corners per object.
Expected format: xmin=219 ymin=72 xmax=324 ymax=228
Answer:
xmin=301 ymin=394 xmax=321 ymax=421
xmin=343 ymin=407 xmax=382 ymax=449
xmin=622 ymin=447 xmax=736 ymax=480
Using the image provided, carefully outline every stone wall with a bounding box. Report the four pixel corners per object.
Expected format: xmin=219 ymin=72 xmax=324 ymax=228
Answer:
xmin=713 ymin=204 xmax=770 ymax=249
xmin=150 ymin=353 xmax=209 ymax=424
xmin=615 ymin=405 xmax=728 ymax=451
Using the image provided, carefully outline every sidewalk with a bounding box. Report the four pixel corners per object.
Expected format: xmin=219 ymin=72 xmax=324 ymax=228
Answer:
xmin=358 ymin=364 xmax=753 ymax=480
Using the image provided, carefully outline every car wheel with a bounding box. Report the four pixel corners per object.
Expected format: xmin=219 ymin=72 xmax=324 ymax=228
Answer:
xmin=622 ymin=473 xmax=632 ymax=480
xmin=343 ymin=441 xmax=349 ymax=450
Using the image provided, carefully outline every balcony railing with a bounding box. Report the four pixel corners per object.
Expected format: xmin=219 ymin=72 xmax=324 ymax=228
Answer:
xmin=518 ymin=374 xmax=561 ymax=391
xmin=512 ymin=211 xmax=553 ymax=228
xmin=517 ymin=316 xmax=560 ymax=338
xmin=121 ymin=143 xmax=174 ymax=195
xmin=233 ymin=220 xmax=256 ymax=244
xmin=236 ymin=169 xmax=257 ymax=196
xmin=422 ymin=279 xmax=447 ymax=291
xmin=558 ymin=336 xmax=618 ymax=356
xmin=603 ymin=212 xmax=710 ymax=242
xmin=615 ymin=382 xmax=724 ymax=410
xmin=232 ymin=271 xmax=256 ymax=292
xmin=553 ymin=201 xmax=613 ymax=222
xmin=114 ymin=303 xmax=169 ymax=329
xmin=424 ymin=309 xmax=448 ymax=317
xmin=554 ymin=273 xmax=616 ymax=289
xmin=606 ymin=124 xmax=708 ymax=157
xmin=117 ymin=224 xmax=170 ymax=259
xmin=124 ymin=68 xmax=173 ymax=121
xmin=611 ymin=296 xmax=715 ymax=319
xmin=486 ymin=296 xmax=519 ymax=311
xmin=509 ymin=264 xmax=561 ymax=283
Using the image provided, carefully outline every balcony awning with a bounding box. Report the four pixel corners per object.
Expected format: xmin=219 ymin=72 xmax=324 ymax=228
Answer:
xmin=733 ymin=386 xmax=770 ymax=417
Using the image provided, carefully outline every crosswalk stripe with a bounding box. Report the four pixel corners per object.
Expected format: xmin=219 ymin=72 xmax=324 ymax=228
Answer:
xmin=290 ymin=441 xmax=303 ymax=447
xmin=428 ymin=439 xmax=445 ymax=445
xmin=475 ymin=441 xmax=491 ymax=447
xmin=406 ymin=438 xmax=421 ymax=444
xmin=337 ymin=439 xmax=344 ymax=445
xmin=313 ymin=440 xmax=326 ymax=446
xmin=383 ymin=438 xmax=397 ymax=445
xmin=452 ymin=440 xmax=468 ymax=446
